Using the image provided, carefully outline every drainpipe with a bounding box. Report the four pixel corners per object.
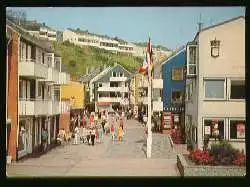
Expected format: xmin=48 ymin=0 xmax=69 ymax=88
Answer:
xmin=6 ymin=36 xmax=12 ymax=124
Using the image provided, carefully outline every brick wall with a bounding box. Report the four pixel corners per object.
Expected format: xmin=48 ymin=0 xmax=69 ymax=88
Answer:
xmin=7 ymin=31 xmax=19 ymax=161
xmin=59 ymin=112 xmax=70 ymax=132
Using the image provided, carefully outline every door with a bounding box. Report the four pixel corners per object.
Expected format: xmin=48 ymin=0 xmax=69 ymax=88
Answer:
xmin=42 ymin=84 xmax=45 ymax=100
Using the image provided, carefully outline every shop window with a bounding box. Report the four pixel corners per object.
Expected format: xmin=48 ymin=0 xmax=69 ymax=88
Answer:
xmin=230 ymin=80 xmax=245 ymax=99
xmin=203 ymin=119 xmax=224 ymax=139
xmin=172 ymin=68 xmax=184 ymax=80
xmin=230 ymin=119 xmax=245 ymax=139
xmin=204 ymin=79 xmax=225 ymax=99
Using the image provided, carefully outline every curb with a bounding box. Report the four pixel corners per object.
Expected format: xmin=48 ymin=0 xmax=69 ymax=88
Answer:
xmin=168 ymin=135 xmax=174 ymax=148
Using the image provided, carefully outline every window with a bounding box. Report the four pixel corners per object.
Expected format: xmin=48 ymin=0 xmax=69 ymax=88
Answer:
xmin=98 ymin=83 xmax=102 ymax=87
xmin=204 ymin=79 xmax=225 ymax=99
xmin=187 ymin=45 xmax=197 ymax=76
xmin=110 ymin=82 xmax=118 ymax=87
xmin=112 ymin=72 xmax=117 ymax=77
xmin=171 ymin=90 xmax=182 ymax=104
xmin=119 ymin=72 xmax=123 ymax=77
xmin=210 ymin=39 xmax=220 ymax=58
xmin=38 ymin=83 xmax=42 ymax=97
xmin=172 ymin=68 xmax=183 ymax=80
xmin=203 ymin=118 xmax=224 ymax=139
xmin=230 ymin=80 xmax=245 ymax=99
xmin=229 ymin=119 xmax=245 ymax=139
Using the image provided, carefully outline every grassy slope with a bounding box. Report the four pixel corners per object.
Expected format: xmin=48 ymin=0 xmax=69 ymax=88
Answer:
xmin=53 ymin=41 xmax=143 ymax=76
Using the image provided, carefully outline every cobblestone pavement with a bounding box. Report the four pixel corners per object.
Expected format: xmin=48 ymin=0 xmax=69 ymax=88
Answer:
xmin=6 ymin=118 xmax=180 ymax=177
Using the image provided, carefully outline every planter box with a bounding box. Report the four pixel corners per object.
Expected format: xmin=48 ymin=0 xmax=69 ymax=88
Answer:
xmin=177 ymin=154 xmax=246 ymax=177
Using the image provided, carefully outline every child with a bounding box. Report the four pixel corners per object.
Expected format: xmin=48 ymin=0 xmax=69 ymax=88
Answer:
xmin=117 ymin=124 xmax=123 ymax=143
xmin=110 ymin=124 xmax=115 ymax=141
xmin=95 ymin=127 xmax=99 ymax=143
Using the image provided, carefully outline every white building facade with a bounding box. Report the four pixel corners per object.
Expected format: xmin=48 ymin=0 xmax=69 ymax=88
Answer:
xmin=16 ymin=30 xmax=69 ymax=159
xmin=185 ymin=16 xmax=245 ymax=151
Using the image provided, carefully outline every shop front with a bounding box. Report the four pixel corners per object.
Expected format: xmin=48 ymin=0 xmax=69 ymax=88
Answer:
xmin=17 ymin=118 xmax=33 ymax=159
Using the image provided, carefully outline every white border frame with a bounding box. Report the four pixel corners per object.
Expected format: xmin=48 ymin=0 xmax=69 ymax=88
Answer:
xmin=203 ymin=78 xmax=226 ymax=101
xmin=228 ymin=117 xmax=245 ymax=141
xmin=202 ymin=117 xmax=226 ymax=140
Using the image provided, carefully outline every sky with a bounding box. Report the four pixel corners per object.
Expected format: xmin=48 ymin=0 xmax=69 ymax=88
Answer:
xmin=7 ymin=7 xmax=245 ymax=50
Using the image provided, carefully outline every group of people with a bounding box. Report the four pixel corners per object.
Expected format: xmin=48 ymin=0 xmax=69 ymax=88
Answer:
xmin=65 ymin=110 xmax=126 ymax=146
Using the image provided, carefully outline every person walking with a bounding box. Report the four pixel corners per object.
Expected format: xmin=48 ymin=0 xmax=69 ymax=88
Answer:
xmin=95 ymin=127 xmax=99 ymax=143
xmin=117 ymin=124 xmax=124 ymax=143
xmin=110 ymin=124 xmax=115 ymax=141
xmin=98 ymin=123 xmax=104 ymax=143
xmin=41 ymin=127 xmax=48 ymax=152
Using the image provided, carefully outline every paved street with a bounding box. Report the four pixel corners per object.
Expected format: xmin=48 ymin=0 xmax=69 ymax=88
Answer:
xmin=7 ymin=119 xmax=180 ymax=177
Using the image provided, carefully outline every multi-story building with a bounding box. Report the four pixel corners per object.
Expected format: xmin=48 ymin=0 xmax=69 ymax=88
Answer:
xmin=185 ymin=16 xmax=245 ymax=151
xmin=6 ymin=20 xmax=70 ymax=161
xmin=161 ymin=46 xmax=186 ymax=139
xmin=26 ymin=25 xmax=57 ymax=41
xmin=89 ymin=64 xmax=131 ymax=112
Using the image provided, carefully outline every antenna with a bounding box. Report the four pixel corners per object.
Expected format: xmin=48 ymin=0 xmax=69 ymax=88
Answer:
xmin=198 ymin=13 xmax=203 ymax=32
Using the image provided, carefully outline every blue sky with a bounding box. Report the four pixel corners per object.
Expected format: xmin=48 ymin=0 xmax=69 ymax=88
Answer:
xmin=8 ymin=7 xmax=245 ymax=50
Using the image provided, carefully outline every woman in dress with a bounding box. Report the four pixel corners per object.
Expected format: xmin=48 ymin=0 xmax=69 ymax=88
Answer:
xmin=117 ymin=123 xmax=124 ymax=143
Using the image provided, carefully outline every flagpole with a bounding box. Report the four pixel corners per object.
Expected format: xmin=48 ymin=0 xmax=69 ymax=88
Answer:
xmin=147 ymin=34 xmax=152 ymax=158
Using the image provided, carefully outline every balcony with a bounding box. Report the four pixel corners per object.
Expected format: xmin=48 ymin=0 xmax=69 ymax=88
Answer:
xmin=47 ymin=100 xmax=60 ymax=115
xmin=19 ymin=99 xmax=49 ymax=116
xmin=19 ymin=59 xmax=48 ymax=79
xmin=98 ymin=97 xmax=122 ymax=103
xmin=56 ymin=72 xmax=70 ymax=85
xmin=109 ymin=77 xmax=127 ymax=82
xmin=46 ymin=67 xmax=60 ymax=83
xmin=98 ymin=86 xmax=129 ymax=92
xmin=152 ymin=79 xmax=163 ymax=89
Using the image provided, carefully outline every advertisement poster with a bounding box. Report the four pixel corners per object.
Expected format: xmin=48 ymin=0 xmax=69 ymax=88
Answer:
xmin=204 ymin=126 xmax=211 ymax=135
xmin=237 ymin=123 xmax=245 ymax=138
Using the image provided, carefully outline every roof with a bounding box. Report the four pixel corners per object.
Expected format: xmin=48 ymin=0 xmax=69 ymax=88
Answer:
xmin=194 ymin=16 xmax=244 ymax=40
xmin=78 ymin=68 xmax=102 ymax=83
xmin=161 ymin=46 xmax=185 ymax=66
xmin=6 ymin=19 xmax=61 ymax=56
xmin=93 ymin=64 xmax=131 ymax=82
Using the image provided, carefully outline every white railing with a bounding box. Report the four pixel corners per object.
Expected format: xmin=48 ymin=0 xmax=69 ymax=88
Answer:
xmin=19 ymin=98 xmax=49 ymax=116
xmin=109 ymin=77 xmax=128 ymax=82
xmin=98 ymin=86 xmax=129 ymax=92
xmin=98 ymin=97 xmax=122 ymax=103
xmin=19 ymin=59 xmax=48 ymax=79
xmin=52 ymin=69 xmax=60 ymax=83
xmin=59 ymin=72 xmax=70 ymax=85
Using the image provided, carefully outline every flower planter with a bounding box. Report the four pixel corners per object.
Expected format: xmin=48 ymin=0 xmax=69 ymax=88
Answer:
xmin=177 ymin=154 xmax=246 ymax=177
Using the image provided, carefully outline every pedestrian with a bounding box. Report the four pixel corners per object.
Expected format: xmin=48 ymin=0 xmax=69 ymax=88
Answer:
xmin=95 ymin=127 xmax=99 ymax=143
xmin=110 ymin=124 xmax=115 ymax=141
xmin=73 ymin=126 xmax=80 ymax=145
xmin=94 ymin=112 xmax=98 ymax=126
xmin=41 ymin=127 xmax=48 ymax=152
xmin=91 ymin=129 xmax=96 ymax=146
xmin=117 ymin=124 xmax=124 ymax=143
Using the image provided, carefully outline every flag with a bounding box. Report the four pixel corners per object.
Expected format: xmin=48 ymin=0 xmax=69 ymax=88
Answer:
xmin=146 ymin=36 xmax=153 ymax=80
xmin=138 ymin=58 xmax=148 ymax=75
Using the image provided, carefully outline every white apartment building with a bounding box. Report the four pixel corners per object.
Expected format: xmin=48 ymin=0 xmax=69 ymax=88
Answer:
xmin=7 ymin=20 xmax=70 ymax=159
xmin=63 ymin=29 xmax=136 ymax=56
xmin=185 ymin=16 xmax=245 ymax=151
xmin=93 ymin=64 xmax=131 ymax=111
xmin=28 ymin=27 xmax=57 ymax=41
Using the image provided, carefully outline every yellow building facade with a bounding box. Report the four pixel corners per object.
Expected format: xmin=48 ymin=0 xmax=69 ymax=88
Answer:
xmin=61 ymin=81 xmax=85 ymax=109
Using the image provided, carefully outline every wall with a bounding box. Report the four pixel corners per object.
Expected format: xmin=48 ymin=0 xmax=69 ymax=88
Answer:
xmin=61 ymin=81 xmax=84 ymax=109
xmin=197 ymin=17 xmax=245 ymax=149
xmin=59 ymin=113 xmax=70 ymax=132
xmin=7 ymin=31 xmax=19 ymax=161
xmin=162 ymin=50 xmax=186 ymax=110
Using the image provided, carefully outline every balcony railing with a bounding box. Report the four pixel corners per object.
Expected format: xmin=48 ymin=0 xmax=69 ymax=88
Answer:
xmin=98 ymin=86 xmax=129 ymax=92
xmin=19 ymin=98 xmax=49 ymax=116
xmin=109 ymin=77 xmax=127 ymax=82
xmin=58 ymin=72 xmax=70 ymax=85
xmin=19 ymin=58 xmax=48 ymax=79
xmin=46 ymin=67 xmax=60 ymax=83
xmin=98 ymin=97 xmax=122 ymax=103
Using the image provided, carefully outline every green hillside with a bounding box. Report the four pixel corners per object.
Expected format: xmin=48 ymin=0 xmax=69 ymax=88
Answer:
xmin=53 ymin=41 xmax=143 ymax=76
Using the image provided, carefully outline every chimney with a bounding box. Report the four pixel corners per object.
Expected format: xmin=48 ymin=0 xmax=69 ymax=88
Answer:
xmin=198 ymin=13 xmax=203 ymax=32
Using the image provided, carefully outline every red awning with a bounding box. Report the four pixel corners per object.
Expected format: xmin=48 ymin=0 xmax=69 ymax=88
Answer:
xmin=97 ymin=102 xmax=112 ymax=106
